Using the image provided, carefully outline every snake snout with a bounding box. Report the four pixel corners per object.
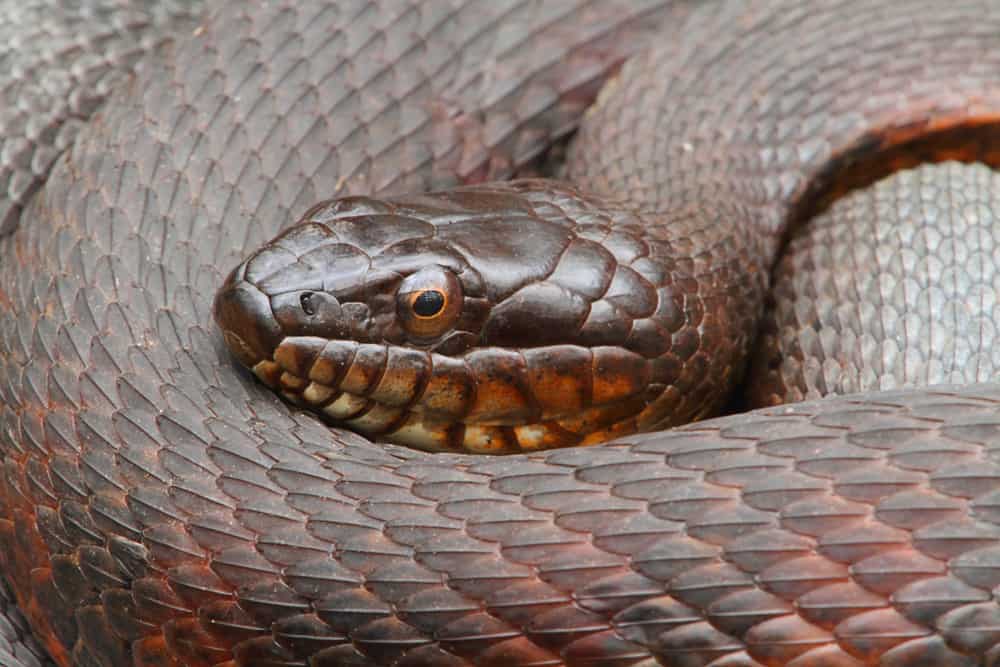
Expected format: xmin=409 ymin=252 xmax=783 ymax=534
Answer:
xmin=213 ymin=273 xmax=283 ymax=369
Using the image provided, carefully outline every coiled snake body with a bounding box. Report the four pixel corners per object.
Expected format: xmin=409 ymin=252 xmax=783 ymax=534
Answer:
xmin=4 ymin=1 xmax=1000 ymax=666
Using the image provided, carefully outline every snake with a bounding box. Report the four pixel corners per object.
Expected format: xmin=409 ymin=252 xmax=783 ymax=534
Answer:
xmin=5 ymin=0 xmax=1000 ymax=665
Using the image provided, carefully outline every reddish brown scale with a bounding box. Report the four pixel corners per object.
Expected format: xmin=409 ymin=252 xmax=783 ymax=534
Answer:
xmin=523 ymin=346 xmax=593 ymax=416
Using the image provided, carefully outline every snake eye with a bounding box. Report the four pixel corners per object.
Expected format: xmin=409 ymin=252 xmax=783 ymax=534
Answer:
xmin=411 ymin=290 xmax=445 ymax=317
xmin=397 ymin=267 xmax=462 ymax=339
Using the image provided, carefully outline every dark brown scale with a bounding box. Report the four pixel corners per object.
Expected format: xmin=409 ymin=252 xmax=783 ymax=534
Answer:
xmin=5 ymin=0 xmax=1000 ymax=666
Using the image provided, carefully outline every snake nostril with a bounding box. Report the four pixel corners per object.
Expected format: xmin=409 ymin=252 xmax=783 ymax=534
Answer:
xmin=269 ymin=290 xmax=349 ymax=338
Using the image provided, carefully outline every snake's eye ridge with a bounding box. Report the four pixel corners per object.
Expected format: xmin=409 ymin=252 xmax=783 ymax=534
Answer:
xmin=397 ymin=267 xmax=462 ymax=340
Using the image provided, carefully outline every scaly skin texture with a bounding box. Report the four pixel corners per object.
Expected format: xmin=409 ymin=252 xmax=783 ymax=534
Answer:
xmin=5 ymin=1 xmax=1000 ymax=667
xmin=750 ymin=161 xmax=1000 ymax=406
xmin=0 ymin=0 xmax=203 ymax=236
xmin=0 ymin=3 xmax=205 ymax=665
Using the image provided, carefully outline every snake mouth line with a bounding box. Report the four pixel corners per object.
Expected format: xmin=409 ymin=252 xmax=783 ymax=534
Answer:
xmin=232 ymin=332 xmax=660 ymax=454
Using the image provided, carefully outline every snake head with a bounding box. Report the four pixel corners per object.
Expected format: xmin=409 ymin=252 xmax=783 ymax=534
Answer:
xmin=215 ymin=181 xmax=760 ymax=453
xmin=214 ymin=197 xmax=489 ymax=365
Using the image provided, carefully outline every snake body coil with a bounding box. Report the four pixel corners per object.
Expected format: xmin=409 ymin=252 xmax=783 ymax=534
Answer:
xmin=4 ymin=1 xmax=1000 ymax=666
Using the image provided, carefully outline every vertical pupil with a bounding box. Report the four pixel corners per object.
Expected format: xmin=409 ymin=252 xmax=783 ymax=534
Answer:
xmin=413 ymin=290 xmax=445 ymax=316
